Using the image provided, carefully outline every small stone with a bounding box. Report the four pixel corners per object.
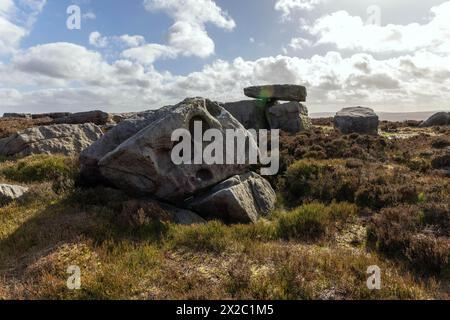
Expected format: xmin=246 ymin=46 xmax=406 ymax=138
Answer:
xmin=0 ymin=184 xmax=29 ymax=206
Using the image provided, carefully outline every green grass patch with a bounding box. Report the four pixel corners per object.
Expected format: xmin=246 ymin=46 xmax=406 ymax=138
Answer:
xmin=1 ymin=155 xmax=78 ymax=183
xmin=276 ymin=202 xmax=357 ymax=241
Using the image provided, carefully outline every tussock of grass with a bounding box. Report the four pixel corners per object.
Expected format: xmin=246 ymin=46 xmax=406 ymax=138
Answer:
xmin=276 ymin=202 xmax=357 ymax=242
xmin=0 ymin=155 xmax=78 ymax=194
xmin=167 ymin=221 xmax=229 ymax=253
xmin=1 ymin=155 xmax=77 ymax=183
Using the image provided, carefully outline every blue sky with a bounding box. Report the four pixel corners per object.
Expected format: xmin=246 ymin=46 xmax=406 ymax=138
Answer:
xmin=22 ymin=0 xmax=297 ymax=73
xmin=1 ymin=0 xmax=450 ymax=113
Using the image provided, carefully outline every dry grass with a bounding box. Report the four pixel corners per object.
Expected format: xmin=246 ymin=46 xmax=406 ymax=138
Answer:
xmin=0 ymin=117 xmax=53 ymax=139
xmin=0 ymin=185 xmax=442 ymax=300
xmin=0 ymin=123 xmax=449 ymax=300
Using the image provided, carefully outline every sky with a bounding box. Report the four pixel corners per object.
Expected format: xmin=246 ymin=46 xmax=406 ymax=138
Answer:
xmin=1 ymin=0 xmax=450 ymax=114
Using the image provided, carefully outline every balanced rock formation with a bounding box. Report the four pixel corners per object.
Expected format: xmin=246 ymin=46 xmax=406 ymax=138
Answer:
xmin=0 ymin=184 xmax=29 ymax=206
xmin=0 ymin=123 xmax=103 ymax=157
xmin=80 ymin=98 xmax=256 ymax=202
xmin=188 ymin=172 xmax=276 ymax=224
xmin=222 ymin=84 xmax=311 ymax=134
xmin=334 ymin=107 xmax=379 ymax=135
xmin=55 ymin=110 xmax=111 ymax=126
xmin=244 ymin=84 xmax=307 ymax=102
xmin=221 ymin=100 xmax=269 ymax=130
xmin=420 ymin=112 xmax=450 ymax=127
xmin=266 ymin=102 xmax=312 ymax=133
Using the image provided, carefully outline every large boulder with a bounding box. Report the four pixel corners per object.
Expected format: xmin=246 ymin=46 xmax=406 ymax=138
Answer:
xmin=266 ymin=102 xmax=311 ymax=133
xmin=55 ymin=110 xmax=111 ymax=125
xmin=188 ymin=172 xmax=276 ymax=223
xmin=334 ymin=107 xmax=379 ymax=135
xmin=0 ymin=123 xmax=103 ymax=157
xmin=221 ymin=100 xmax=269 ymax=130
xmin=0 ymin=184 xmax=29 ymax=206
xmin=420 ymin=112 xmax=450 ymax=127
xmin=244 ymin=84 xmax=307 ymax=102
xmin=80 ymin=98 xmax=256 ymax=202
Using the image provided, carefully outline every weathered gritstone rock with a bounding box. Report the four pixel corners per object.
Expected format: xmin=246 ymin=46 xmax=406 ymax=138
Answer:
xmin=120 ymin=199 xmax=205 ymax=227
xmin=111 ymin=112 xmax=141 ymax=124
xmin=81 ymin=98 xmax=256 ymax=202
xmin=334 ymin=107 xmax=379 ymax=135
xmin=32 ymin=112 xmax=72 ymax=120
xmin=420 ymin=112 xmax=450 ymax=127
xmin=3 ymin=113 xmax=32 ymax=119
xmin=80 ymin=110 xmax=161 ymax=183
xmin=55 ymin=110 xmax=111 ymax=125
xmin=266 ymin=101 xmax=311 ymax=133
xmin=222 ymin=100 xmax=270 ymax=130
xmin=0 ymin=184 xmax=29 ymax=206
xmin=188 ymin=172 xmax=276 ymax=223
xmin=244 ymin=84 xmax=307 ymax=102
xmin=0 ymin=123 xmax=104 ymax=157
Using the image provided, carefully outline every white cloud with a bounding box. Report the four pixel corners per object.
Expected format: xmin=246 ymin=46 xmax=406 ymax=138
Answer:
xmin=275 ymin=0 xmax=325 ymax=18
xmin=121 ymin=44 xmax=177 ymax=65
xmin=10 ymin=42 xmax=108 ymax=82
xmin=168 ymin=51 xmax=450 ymax=112
xmin=118 ymin=34 xmax=145 ymax=48
xmin=82 ymin=11 xmax=96 ymax=20
xmin=85 ymin=0 xmax=236 ymax=65
xmin=88 ymin=33 xmax=146 ymax=49
xmin=143 ymin=0 xmax=235 ymax=57
xmin=0 ymin=13 xmax=26 ymax=54
xmin=14 ymin=0 xmax=47 ymax=28
xmin=308 ymin=1 xmax=450 ymax=54
xmin=288 ymin=37 xmax=312 ymax=50
xmin=0 ymin=0 xmax=45 ymax=54
xmin=89 ymin=31 xmax=108 ymax=48
xmin=1 ymin=42 xmax=175 ymax=89
xmin=144 ymin=0 xmax=235 ymax=29
xmin=2 ymin=40 xmax=450 ymax=113
xmin=167 ymin=21 xmax=215 ymax=58
xmin=0 ymin=0 xmax=14 ymax=14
